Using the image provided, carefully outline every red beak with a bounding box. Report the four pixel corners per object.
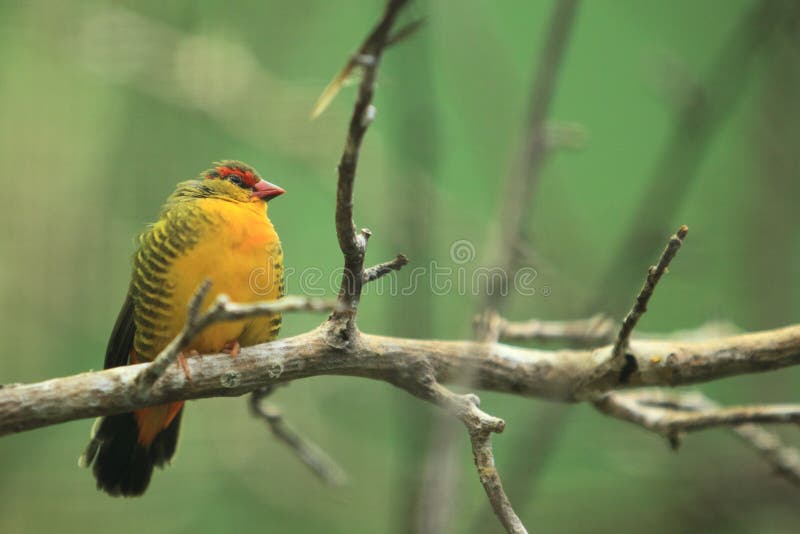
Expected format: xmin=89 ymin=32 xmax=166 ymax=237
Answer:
xmin=252 ymin=180 xmax=285 ymax=201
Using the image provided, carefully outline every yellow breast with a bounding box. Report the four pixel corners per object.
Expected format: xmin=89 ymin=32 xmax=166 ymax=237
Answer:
xmin=132 ymin=197 xmax=283 ymax=360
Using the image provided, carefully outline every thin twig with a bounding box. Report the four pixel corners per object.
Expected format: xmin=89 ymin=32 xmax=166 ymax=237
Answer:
xmin=597 ymin=391 xmax=800 ymax=436
xmin=309 ymin=5 xmax=419 ymax=120
xmin=595 ymin=390 xmax=800 ymax=486
xmin=681 ymin=394 xmax=800 ymax=487
xmin=363 ymin=254 xmax=409 ymax=283
xmin=135 ymin=281 xmax=334 ymax=391
xmin=407 ymin=372 xmax=526 ymax=534
xmin=649 ymin=404 xmax=800 ymax=432
xmin=327 ymin=0 xmax=410 ymax=338
xmin=729 ymin=423 xmax=800 ymax=487
xmin=611 ymin=225 xmax=689 ymax=362
xmin=317 ymin=3 xmax=522 ymax=530
xmin=498 ymin=313 xmax=616 ymax=346
xmin=249 ymin=386 xmax=348 ymax=486
xmin=499 ymin=315 xmax=739 ymax=346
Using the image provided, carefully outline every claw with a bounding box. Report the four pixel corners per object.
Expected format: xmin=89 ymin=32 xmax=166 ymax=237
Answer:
xmin=176 ymin=352 xmax=194 ymax=384
xmin=222 ymin=340 xmax=241 ymax=357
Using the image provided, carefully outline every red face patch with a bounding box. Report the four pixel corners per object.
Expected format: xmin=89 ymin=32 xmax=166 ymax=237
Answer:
xmin=215 ymin=166 xmax=258 ymax=188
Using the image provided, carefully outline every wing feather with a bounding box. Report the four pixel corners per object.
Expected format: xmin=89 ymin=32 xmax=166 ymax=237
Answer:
xmin=103 ymin=293 xmax=136 ymax=369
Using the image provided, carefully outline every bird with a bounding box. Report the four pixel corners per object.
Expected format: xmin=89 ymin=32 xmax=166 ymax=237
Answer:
xmin=80 ymin=161 xmax=286 ymax=497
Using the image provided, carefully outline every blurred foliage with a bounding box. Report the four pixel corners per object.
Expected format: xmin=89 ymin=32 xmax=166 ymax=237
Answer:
xmin=0 ymin=0 xmax=799 ymax=533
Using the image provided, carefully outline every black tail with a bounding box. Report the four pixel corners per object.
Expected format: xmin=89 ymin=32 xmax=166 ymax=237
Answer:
xmin=80 ymin=408 xmax=183 ymax=497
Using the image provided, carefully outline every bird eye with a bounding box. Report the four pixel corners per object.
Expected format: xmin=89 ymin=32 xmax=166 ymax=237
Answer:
xmin=228 ymin=175 xmax=244 ymax=187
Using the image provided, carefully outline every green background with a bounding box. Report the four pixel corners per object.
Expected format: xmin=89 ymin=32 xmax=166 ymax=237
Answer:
xmin=1 ymin=0 xmax=798 ymax=532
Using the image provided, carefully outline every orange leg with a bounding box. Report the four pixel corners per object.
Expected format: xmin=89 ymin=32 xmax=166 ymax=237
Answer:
xmin=175 ymin=351 xmax=197 ymax=384
xmin=222 ymin=340 xmax=241 ymax=357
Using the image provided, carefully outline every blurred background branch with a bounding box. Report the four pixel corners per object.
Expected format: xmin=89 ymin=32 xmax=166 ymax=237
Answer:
xmin=250 ymin=385 xmax=349 ymax=487
xmin=470 ymin=1 xmax=581 ymax=530
xmin=589 ymin=0 xmax=799 ymax=314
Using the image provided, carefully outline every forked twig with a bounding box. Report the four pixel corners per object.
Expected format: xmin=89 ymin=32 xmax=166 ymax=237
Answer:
xmin=325 ymin=0 xmax=411 ymax=337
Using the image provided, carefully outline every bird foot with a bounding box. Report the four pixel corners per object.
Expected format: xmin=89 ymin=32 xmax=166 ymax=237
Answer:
xmin=176 ymin=352 xmax=195 ymax=384
xmin=222 ymin=340 xmax=241 ymax=357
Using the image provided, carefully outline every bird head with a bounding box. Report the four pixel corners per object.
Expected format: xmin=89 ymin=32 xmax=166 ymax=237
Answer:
xmin=200 ymin=160 xmax=285 ymax=203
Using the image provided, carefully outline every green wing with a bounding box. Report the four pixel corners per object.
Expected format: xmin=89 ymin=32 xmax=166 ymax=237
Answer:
xmin=103 ymin=292 xmax=136 ymax=369
xmin=130 ymin=201 xmax=213 ymax=359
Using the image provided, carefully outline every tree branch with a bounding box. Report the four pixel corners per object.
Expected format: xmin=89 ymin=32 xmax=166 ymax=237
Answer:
xmin=421 ymin=380 xmax=526 ymax=534
xmin=596 ymin=391 xmax=800 ymax=436
xmin=328 ymin=0 xmax=410 ymax=337
xmin=595 ymin=389 xmax=800 ymax=485
xmin=498 ymin=313 xmax=616 ymax=346
xmin=498 ymin=316 xmax=739 ymax=346
xmin=363 ymin=254 xmax=409 ymax=283
xmin=3 ymin=1 xmax=797 ymax=531
xmin=249 ymin=386 xmax=348 ymax=486
xmin=728 ymin=421 xmax=800 ymax=487
xmin=4 ymin=323 xmax=800 ymax=437
xmin=136 ymin=284 xmax=335 ymax=391
xmin=612 ymin=224 xmax=689 ymax=363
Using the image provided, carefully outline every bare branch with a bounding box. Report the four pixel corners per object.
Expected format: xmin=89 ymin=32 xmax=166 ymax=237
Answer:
xmin=136 ymin=281 xmax=334 ymax=391
xmin=653 ymin=404 xmax=800 ymax=432
xmin=499 ymin=316 xmax=740 ymax=347
xmin=596 ymin=391 xmax=800 ymax=436
xmin=5 ymin=2 xmax=796 ymax=531
xmin=439 ymin=389 xmax=525 ymax=534
xmin=729 ymin=422 xmax=800 ymax=487
xmin=317 ymin=2 xmax=519 ymax=529
xmin=309 ymin=1 xmax=415 ymax=120
xmin=328 ymin=0 xmax=410 ymax=337
xmin=595 ymin=389 xmax=800 ymax=486
xmin=688 ymin=394 xmax=800 ymax=487
xmin=612 ymin=225 xmax=689 ymax=362
xmin=499 ymin=313 xmax=616 ymax=346
xmin=363 ymin=254 xmax=409 ymax=283
xmin=249 ymin=386 xmax=348 ymax=487
xmin=4 ymin=323 xmax=800 ymax=436
xmin=396 ymin=368 xmax=525 ymax=534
